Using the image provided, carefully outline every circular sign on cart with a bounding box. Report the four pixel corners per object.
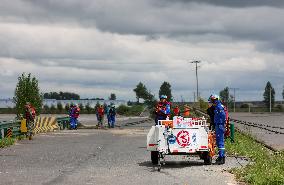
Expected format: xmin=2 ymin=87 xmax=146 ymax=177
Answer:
xmin=177 ymin=130 xmax=190 ymax=147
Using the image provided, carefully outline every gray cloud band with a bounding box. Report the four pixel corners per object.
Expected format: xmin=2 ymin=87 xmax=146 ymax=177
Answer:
xmin=1 ymin=0 xmax=284 ymax=53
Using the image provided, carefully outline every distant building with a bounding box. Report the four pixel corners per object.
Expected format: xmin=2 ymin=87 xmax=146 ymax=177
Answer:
xmin=0 ymin=99 xmax=127 ymax=108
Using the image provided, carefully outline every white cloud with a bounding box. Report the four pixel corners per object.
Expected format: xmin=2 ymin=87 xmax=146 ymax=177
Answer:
xmin=0 ymin=1 xmax=283 ymax=101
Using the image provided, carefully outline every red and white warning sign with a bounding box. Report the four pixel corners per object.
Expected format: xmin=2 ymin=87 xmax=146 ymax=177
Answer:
xmin=176 ymin=130 xmax=190 ymax=147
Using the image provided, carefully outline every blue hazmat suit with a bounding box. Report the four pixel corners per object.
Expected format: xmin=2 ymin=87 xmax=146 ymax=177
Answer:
xmin=106 ymin=106 xmax=111 ymax=126
xmin=109 ymin=107 xmax=116 ymax=128
xmin=213 ymin=100 xmax=226 ymax=158
xmin=155 ymin=101 xmax=171 ymax=125
xmin=69 ymin=106 xmax=79 ymax=129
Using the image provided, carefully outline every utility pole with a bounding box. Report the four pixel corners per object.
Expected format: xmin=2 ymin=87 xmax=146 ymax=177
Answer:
xmin=229 ymin=88 xmax=239 ymax=112
xmin=270 ymin=87 xmax=272 ymax=113
xmin=191 ymin=61 xmax=201 ymax=101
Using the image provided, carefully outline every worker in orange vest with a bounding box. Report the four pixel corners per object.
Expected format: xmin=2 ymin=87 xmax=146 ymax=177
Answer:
xmin=173 ymin=105 xmax=180 ymax=116
xmin=183 ymin=105 xmax=190 ymax=118
xmin=24 ymin=102 xmax=36 ymax=140
xmin=97 ymin=105 xmax=105 ymax=128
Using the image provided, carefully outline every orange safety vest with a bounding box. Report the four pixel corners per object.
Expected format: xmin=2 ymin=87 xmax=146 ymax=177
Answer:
xmin=183 ymin=107 xmax=190 ymax=117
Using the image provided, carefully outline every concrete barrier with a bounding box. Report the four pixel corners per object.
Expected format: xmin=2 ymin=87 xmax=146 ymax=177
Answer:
xmin=33 ymin=117 xmax=59 ymax=134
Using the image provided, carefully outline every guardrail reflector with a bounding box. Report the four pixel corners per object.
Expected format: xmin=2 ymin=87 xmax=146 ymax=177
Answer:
xmin=21 ymin=119 xmax=27 ymax=133
xmin=6 ymin=128 xmax=12 ymax=138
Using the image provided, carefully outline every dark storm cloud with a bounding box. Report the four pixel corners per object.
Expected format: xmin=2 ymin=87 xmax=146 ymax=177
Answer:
xmin=1 ymin=0 xmax=280 ymax=53
xmin=1 ymin=1 xmax=283 ymax=38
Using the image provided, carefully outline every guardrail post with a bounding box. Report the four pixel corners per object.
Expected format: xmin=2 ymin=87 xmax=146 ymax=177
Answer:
xmin=0 ymin=129 xmax=4 ymax=139
xmin=230 ymin=121 xmax=235 ymax=143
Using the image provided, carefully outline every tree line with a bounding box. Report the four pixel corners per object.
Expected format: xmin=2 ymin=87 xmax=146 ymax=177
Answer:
xmin=43 ymin=92 xmax=80 ymax=100
xmin=12 ymin=73 xmax=284 ymax=117
xmin=44 ymin=92 xmax=117 ymax=101
xmin=219 ymin=81 xmax=283 ymax=110
xmin=133 ymin=81 xmax=172 ymax=102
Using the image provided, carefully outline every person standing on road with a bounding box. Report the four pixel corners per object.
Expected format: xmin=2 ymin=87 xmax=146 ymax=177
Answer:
xmin=24 ymin=102 xmax=36 ymax=140
xmin=209 ymin=94 xmax=226 ymax=165
xmin=154 ymin=95 xmax=171 ymax=125
xmin=207 ymin=102 xmax=215 ymax=130
xmin=173 ymin=105 xmax=180 ymax=116
xmin=222 ymin=103 xmax=230 ymax=138
xmin=106 ymin=105 xmax=111 ymax=128
xmin=109 ymin=105 xmax=116 ymax=128
xmin=69 ymin=104 xmax=80 ymax=129
xmin=97 ymin=105 xmax=105 ymax=128
xmin=183 ymin=104 xmax=190 ymax=118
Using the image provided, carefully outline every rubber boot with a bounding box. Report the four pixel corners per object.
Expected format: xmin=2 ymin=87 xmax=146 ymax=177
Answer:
xmin=215 ymin=157 xmax=225 ymax=165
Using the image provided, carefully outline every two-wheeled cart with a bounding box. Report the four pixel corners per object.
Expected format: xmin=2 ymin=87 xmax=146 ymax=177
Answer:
xmin=147 ymin=116 xmax=215 ymax=171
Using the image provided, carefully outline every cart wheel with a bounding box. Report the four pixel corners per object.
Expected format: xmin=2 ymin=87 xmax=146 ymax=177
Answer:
xmin=157 ymin=164 xmax=161 ymax=172
xmin=157 ymin=153 xmax=161 ymax=172
xmin=151 ymin=151 xmax=159 ymax=165
xmin=203 ymin=152 xmax=212 ymax=165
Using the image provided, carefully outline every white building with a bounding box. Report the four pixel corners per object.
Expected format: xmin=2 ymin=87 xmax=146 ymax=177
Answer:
xmin=0 ymin=99 xmax=127 ymax=108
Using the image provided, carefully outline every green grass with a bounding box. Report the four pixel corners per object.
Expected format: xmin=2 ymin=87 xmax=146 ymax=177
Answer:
xmin=0 ymin=137 xmax=15 ymax=148
xmin=226 ymin=132 xmax=284 ymax=185
xmin=116 ymin=105 xmax=145 ymax=116
xmin=0 ymin=135 xmax=26 ymax=148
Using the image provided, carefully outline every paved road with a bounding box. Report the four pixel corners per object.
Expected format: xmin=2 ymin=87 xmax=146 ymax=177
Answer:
xmin=0 ymin=120 xmax=247 ymax=185
xmin=230 ymin=113 xmax=284 ymax=151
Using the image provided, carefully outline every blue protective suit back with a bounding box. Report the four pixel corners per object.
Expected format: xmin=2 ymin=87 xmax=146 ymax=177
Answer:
xmin=214 ymin=100 xmax=226 ymax=125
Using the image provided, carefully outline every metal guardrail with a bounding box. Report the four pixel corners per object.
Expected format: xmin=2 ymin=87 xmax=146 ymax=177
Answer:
xmin=193 ymin=107 xmax=283 ymax=134
xmin=0 ymin=119 xmax=23 ymax=139
xmin=0 ymin=116 xmax=71 ymax=140
xmin=57 ymin=117 xmax=70 ymax=130
xmin=230 ymin=118 xmax=284 ymax=135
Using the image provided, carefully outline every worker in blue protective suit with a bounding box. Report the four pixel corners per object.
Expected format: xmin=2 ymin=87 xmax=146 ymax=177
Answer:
xmin=106 ymin=105 xmax=111 ymax=128
xmin=154 ymin=95 xmax=171 ymax=125
xmin=109 ymin=105 xmax=116 ymax=128
xmin=209 ymin=94 xmax=226 ymax=165
xmin=69 ymin=104 xmax=80 ymax=130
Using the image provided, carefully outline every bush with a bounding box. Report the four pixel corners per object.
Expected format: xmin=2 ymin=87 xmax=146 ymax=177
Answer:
xmin=0 ymin=138 xmax=15 ymax=148
xmin=50 ymin=105 xmax=56 ymax=114
xmin=57 ymin=102 xmax=63 ymax=112
xmin=240 ymin=104 xmax=249 ymax=108
xmin=85 ymin=103 xmax=92 ymax=113
xmin=117 ymin=105 xmax=130 ymax=115
xmin=65 ymin=103 xmax=70 ymax=112
xmin=117 ymin=105 xmax=144 ymax=116
xmin=79 ymin=103 xmax=84 ymax=111
xmin=13 ymin=73 xmax=43 ymax=118
xmin=0 ymin=108 xmax=16 ymax=114
xmin=198 ymin=98 xmax=208 ymax=111
xmin=276 ymin=104 xmax=283 ymax=111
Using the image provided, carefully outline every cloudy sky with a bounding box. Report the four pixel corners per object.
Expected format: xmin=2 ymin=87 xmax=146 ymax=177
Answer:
xmin=1 ymin=0 xmax=284 ymax=101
